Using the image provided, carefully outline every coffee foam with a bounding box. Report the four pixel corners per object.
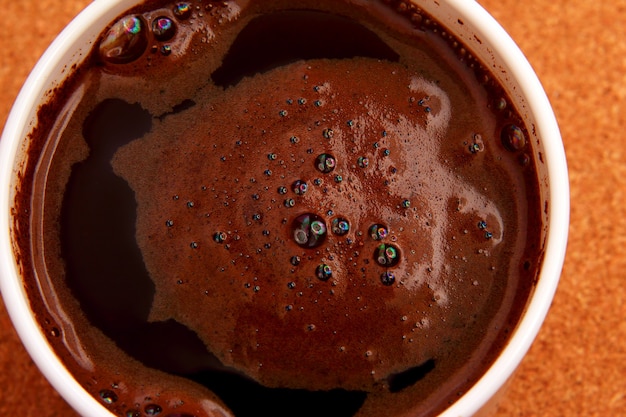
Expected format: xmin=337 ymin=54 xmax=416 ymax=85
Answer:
xmin=112 ymin=57 xmax=507 ymax=392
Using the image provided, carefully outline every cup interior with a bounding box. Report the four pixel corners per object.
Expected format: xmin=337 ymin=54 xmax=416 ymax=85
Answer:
xmin=0 ymin=1 xmax=568 ymax=416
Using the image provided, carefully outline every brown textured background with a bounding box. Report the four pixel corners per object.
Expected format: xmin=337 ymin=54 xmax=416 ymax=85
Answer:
xmin=0 ymin=0 xmax=624 ymax=416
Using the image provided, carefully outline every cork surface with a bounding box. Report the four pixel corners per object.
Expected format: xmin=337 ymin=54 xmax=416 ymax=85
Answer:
xmin=0 ymin=0 xmax=624 ymax=416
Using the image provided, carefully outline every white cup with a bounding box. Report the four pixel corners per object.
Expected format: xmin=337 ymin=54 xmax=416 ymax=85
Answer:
xmin=0 ymin=0 xmax=568 ymax=416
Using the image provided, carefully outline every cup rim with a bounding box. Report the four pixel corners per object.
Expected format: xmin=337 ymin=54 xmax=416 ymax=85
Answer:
xmin=0 ymin=1 xmax=569 ymax=416
xmin=438 ymin=0 xmax=569 ymax=415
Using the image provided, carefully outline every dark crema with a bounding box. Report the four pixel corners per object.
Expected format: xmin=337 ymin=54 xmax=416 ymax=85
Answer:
xmin=14 ymin=0 xmax=544 ymax=416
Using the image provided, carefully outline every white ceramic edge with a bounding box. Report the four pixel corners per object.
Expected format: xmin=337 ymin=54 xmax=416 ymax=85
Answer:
xmin=0 ymin=1 xmax=131 ymax=416
xmin=432 ymin=0 xmax=569 ymax=416
xmin=0 ymin=1 xmax=568 ymax=416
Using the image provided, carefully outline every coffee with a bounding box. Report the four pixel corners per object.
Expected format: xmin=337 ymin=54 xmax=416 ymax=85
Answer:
xmin=14 ymin=0 xmax=543 ymax=416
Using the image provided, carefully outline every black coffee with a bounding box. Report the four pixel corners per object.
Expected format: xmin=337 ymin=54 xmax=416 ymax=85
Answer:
xmin=14 ymin=0 xmax=544 ymax=416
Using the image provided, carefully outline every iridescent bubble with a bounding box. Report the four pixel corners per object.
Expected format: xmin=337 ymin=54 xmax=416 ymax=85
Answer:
xmin=290 ymin=255 xmax=301 ymax=266
xmin=381 ymin=271 xmax=396 ymax=286
xmin=357 ymin=156 xmax=369 ymax=168
xmin=316 ymin=264 xmax=332 ymax=281
xmin=369 ymin=224 xmax=388 ymax=240
xmin=173 ymin=3 xmax=192 ymax=19
xmin=284 ymin=198 xmax=295 ymax=208
xmin=375 ymin=243 xmax=400 ymax=267
xmin=292 ymin=213 xmax=327 ymax=248
xmin=278 ymin=186 xmax=288 ymax=195
xmin=152 ymin=16 xmax=176 ymax=41
xmin=144 ymin=404 xmax=162 ymax=416
xmin=99 ymin=389 xmax=118 ymax=404
xmin=331 ymin=218 xmax=350 ymax=236
xmin=401 ymin=199 xmax=411 ymax=208
xmin=99 ymin=15 xmax=148 ymax=64
xmin=494 ymin=97 xmax=507 ymax=111
xmin=213 ymin=232 xmax=226 ymax=243
xmin=160 ymin=44 xmax=172 ymax=56
xmin=323 ymin=128 xmax=334 ymax=139
xmin=292 ymin=180 xmax=308 ymax=195
xmin=125 ymin=410 xmax=141 ymax=417
xmin=501 ymin=124 xmax=526 ymax=152
xmin=469 ymin=133 xmax=484 ymax=154
xmin=315 ymin=153 xmax=336 ymax=173
xmin=519 ymin=153 xmax=530 ymax=167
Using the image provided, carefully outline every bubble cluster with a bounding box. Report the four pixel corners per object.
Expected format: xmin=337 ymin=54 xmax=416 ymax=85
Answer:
xmin=292 ymin=213 xmax=327 ymax=248
xmin=477 ymin=220 xmax=494 ymax=239
xmin=469 ymin=133 xmax=484 ymax=154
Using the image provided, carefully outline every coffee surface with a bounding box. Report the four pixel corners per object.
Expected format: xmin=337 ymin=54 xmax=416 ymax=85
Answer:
xmin=16 ymin=0 xmax=543 ymax=416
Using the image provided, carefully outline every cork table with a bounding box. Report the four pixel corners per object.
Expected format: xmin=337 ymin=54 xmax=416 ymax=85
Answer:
xmin=0 ymin=0 xmax=624 ymax=415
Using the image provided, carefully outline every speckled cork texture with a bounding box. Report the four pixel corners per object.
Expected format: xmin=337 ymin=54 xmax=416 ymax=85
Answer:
xmin=0 ymin=0 xmax=624 ymax=416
